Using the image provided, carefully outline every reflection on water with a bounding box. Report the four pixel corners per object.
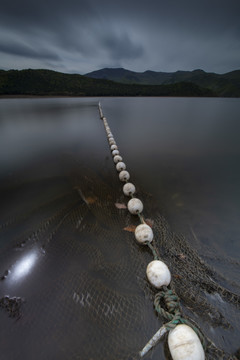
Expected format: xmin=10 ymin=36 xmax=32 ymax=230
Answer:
xmin=100 ymin=97 xmax=240 ymax=261
xmin=10 ymin=250 xmax=38 ymax=283
xmin=0 ymin=97 xmax=240 ymax=359
xmin=0 ymin=98 xmax=100 ymax=174
xmin=0 ymin=97 xmax=239 ymax=259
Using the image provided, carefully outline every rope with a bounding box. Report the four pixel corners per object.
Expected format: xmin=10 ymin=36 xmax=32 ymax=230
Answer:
xmin=144 ymin=224 xmax=207 ymax=354
xmin=154 ymin=286 xmax=207 ymax=350
xmin=98 ymin=103 xmax=208 ymax=359
xmin=146 ymin=242 xmax=159 ymax=261
xmin=146 ymin=231 xmax=208 ymax=354
xmin=137 ymin=212 xmax=145 ymax=224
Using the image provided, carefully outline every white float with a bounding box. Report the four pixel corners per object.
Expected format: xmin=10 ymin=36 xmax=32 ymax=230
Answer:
xmin=111 ymin=145 xmax=118 ymax=150
xmin=112 ymin=150 xmax=119 ymax=156
xmin=146 ymin=260 xmax=171 ymax=288
xmin=119 ymin=170 xmax=130 ymax=182
xmin=113 ymin=155 xmax=123 ymax=163
xmin=135 ymin=224 xmax=153 ymax=244
xmin=116 ymin=162 xmax=126 ymax=172
xmin=123 ymin=182 xmax=136 ymax=196
xmin=127 ymin=198 xmax=143 ymax=214
xmin=168 ymin=324 xmax=205 ymax=360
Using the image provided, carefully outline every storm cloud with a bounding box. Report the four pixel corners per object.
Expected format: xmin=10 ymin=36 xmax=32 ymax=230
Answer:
xmin=0 ymin=0 xmax=239 ymax=74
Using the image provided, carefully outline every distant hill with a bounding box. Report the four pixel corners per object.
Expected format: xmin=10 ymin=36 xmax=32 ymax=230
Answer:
xmin=0 ymin=69 xmax=215 ymax=97
xmin=85 ymin=68 xmax=240 ymax=97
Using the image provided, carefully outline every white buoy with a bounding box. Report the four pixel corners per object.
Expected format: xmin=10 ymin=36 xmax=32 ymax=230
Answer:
xmin=127 ymin=198 xmax=143 ymax=214
xmin=123 ymin=182 xmax=136 ymax=196
xmin=135 ymin=224 xmax=153 ymax=244
xmin=168 ymin=324 xmax=205 ymax=360
xmin=111 ymin=145 xmax=118 ymax=150
xmin=109 ymin=140 xmax=116 ymax=146
xmin=107 ymin=133 xmax=113 ymax=138
xmin=116 ymin=162 xmax=126 ymax=172
xmin=113 ymin=155 xmax=123 ymax=164
xmin=146 ymin=260 xmax=171 ymax=288
xmin=108 ymin=137 xmax=114 ymax=142
xmin=119 ymin=170 xmax=130 ymax=182
xmin=112 ymin=150 xmax=119 ymax=156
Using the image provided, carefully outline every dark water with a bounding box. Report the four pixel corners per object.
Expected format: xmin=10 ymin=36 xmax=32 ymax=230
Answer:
xmin=0 ymin=97 xmax=239 ymax=359
xmin=100 ymin=97 xmax=240 ymax=262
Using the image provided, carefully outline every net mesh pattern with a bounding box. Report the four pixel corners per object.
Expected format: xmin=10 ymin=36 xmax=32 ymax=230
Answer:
xmin=0 ymin=159 xmax=239 ymax=360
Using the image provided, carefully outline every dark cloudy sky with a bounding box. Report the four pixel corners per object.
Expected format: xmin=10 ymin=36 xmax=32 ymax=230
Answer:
xmin=0 ymin=0 xmax=239 ymax=74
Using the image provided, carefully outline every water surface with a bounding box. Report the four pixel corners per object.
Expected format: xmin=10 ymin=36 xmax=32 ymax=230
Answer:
xmin=0 ymin=96 xmax=239 ymax=359
xmin=102 ymin=97 xmax=240 ymax=261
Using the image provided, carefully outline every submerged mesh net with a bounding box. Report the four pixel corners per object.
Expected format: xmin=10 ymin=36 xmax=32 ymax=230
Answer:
xmin=0 ymin=121 xmax=239 ymax=360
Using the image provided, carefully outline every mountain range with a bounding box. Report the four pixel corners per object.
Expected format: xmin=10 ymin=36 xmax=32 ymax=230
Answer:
xmin=85 ymin=68 xmax=240 ymax=97
xmin=0 ymin=68 xmax=239 ymax=97
xmin=0 ymin=69 xmax=215 ymax=97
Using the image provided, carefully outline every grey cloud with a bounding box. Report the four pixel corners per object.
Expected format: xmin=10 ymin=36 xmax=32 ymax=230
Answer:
xmin=1 ymin=0 xmax=240 ymax=37
xmin=0 ymin=41 xmax=60 ymax=61
xmin=0 ymin=0 xmax=239 ymax=73
xmin=101 ymin=32 xmax=144 ymax=61
xmin=0 ymin=0 xmax=95 ymax=25
xmin=89 ymin=0 xmax=240 ymax=37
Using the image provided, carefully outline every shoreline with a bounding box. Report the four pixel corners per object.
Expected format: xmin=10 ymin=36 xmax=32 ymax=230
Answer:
xmin=0 ymin=94 xmax=235 ymax=99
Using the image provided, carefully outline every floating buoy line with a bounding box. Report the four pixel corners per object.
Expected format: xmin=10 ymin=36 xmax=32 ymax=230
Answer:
xmin=98 ymin=102 xmax=206 ymax=360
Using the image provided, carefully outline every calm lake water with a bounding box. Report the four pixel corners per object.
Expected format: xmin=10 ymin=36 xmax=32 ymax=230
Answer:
xmin=1 ymin=97 xmax=239 ymax=260
xmin=0 ymin=96 xmax=240 ymax=359
xmin=101 ymin=97 xmax=240 ymax=262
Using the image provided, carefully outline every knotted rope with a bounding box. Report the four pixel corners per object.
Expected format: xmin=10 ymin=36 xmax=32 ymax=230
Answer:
xmin=154 ymin=286 xmax=207 ymax=349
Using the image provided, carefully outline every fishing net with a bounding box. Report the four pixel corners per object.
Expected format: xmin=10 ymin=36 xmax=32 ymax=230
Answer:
xmin=0 ymin=116 xmax=239 ymax=360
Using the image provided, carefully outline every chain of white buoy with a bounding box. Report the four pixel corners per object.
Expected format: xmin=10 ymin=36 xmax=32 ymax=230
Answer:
xmin=98 ymin=102 xmax=205 ymax=360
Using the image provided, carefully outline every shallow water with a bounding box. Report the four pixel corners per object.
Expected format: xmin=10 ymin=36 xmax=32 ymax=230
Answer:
xmin=0 ymin=97 xmax=240 ymax=359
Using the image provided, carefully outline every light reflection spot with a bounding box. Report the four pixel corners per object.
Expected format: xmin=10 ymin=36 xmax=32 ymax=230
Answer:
xmin=12 ymin=251 xmax=38 ymax=281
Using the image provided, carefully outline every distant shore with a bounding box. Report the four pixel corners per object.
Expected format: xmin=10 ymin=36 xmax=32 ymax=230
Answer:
xmin=0 ymin=69 xmax=218 ymax=97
